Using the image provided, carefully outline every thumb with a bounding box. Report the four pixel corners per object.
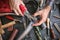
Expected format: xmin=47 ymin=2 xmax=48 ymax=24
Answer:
xmin=17 ymin=6 xmax=24 ymax=16
xmin=33 ymin=11 xmax=41 ymax=17
xmin=33 ymin=12 xmax=39 ymax=17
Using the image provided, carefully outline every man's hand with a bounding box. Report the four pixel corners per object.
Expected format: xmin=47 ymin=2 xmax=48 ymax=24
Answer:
xmin=33 ymin=6 xmax=51 ymax=26
xmin=9 ymin=0 xmax=24 ymax=16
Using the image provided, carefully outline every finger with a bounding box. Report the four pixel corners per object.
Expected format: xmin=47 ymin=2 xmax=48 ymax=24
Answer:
xmin=9 ymin=0 xmax=13 ymax=10
xmin=33 ymin=18 xmax=46 ymax=26
xmin=9 ymin=0 xmax=20 ymax=15
xmin=16 ymin=6 xmax=24 ymax=16
xmin=11 ymin=0 xmax=24 ymax=16
xmin=13 ymin=8 xmax=20 ymax=15
xmin=33 ymin=11 xmax=41 ymax=17
xmin=33 ymin=12 xmax=39 ymax=16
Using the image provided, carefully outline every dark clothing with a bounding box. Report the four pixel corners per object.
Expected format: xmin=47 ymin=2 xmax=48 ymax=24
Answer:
xmin=0 ymin=0 xmax=12 ymax=12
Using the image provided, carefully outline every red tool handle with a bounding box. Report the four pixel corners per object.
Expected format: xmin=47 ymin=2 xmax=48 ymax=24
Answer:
xmin=9 ymin=28 xmax=18 ymax=40
xmin=50 ymin=28 xmax=56 ymax=39
xmin=19 ymin=4 xmax=27 ymax=15
xmin=5 ymin=16 xmax=14 ymax=21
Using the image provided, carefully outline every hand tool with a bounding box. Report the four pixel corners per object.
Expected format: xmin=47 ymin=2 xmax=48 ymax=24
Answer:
xmin=0 ymin=19 xmax=5 ymax=34
xmin=18 ymin=18 xmax=43 ymax=40
xmin=5 ymin=15 xmax=22 ymax=23
xmin=35 ymin=31 xmax=42 ymax=40
xmin=54 ymin=23 xmax=60 ymax=33
xmin=53 ymin=15 xmax=60 ymax=19
xmin=35 ymin=27 xmax=42 ymax=40
xmin=46 ymin=18 xmax=50 ymax=36
xmin=17 ymin=1 xmax=46 ymax=40
xmin=8 ymin=28 xmax=18 ymax=40
xmin=1 ymin=21 xmax=16 ymax=29
xmin=18 ymin=22 xmax=33 ymax=40
xmin=46 ymin=18 xmax=56 ymax=39
xmin=40 ymin=0 xmax=44 ymax=7
xmin=45 ymin=18 xmax=50 ymax=40
xmin=50 ymin=21 xmax=56 ymax=39
xmin=22 ymin=17 xmax=30 ymax=38
xmin=0 ymin=13 xmax=16 ymax=16
xmin=22 ymin=17 xmax=26 ymax=29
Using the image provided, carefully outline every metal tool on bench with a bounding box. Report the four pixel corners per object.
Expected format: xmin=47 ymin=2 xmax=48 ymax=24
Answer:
xmin=22 ymin=17 xmax=30 ymax=39
xmin=5 ymin=15 xmax=22 ymax=23
xmin=18 ymin=22 xmax=34 ymax=40
xmin=1 ymin=21 xmax=16 ymax=29
xmin=34 ymin=26 xmax=42 ymax=40
xmin=50 ymin=21 xmax=56 ymax=39
xmin=8 ymin=28 xmax=18 ymax=40
xmin=22 ymin=17 xmax=27 ymax=29
xmin=46 ymin=18 xmax=50 ymax=40
xmin=0 ymin=13 xmax=17 ymax=16
xmin=54 ymin=23 xmax=60 ymax=33
xmin=46 ymin=18 xmax=50 ymax=36
xmin=53 ymin=15 xmax=60 ymax=19
xmin=0 ymin=19 xmax=17 ymax=40
xmin=0 ymin=20 xmax=17 ymax=40
xmin=17 ymin=1 xmax=46 ymax=40
xmin=46 ymin=18 xmax=56 ymax=39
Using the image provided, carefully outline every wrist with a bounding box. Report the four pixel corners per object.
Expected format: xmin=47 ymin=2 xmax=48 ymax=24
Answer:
xmin=45 ymin=6 xmax=51 ymax=11
xmin=44 ymin=6 xmax=51 ymax=15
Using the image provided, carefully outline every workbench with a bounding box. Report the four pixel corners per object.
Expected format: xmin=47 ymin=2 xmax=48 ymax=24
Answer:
xmin=0 ymin=0 xmax=60 ymax=40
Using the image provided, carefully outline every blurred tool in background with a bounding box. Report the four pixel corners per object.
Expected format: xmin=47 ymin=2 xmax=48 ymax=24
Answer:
xmin=50 ymin=20 xmax=56 ymax=39
xmin=54 ymin=23 xmax=60 ymax=33
xmin=46 ymin=18 xmax=50 ymax=40
xmin=0 ymin=13 xmax=16 ymax=16
xmin=46 ymin=18 xmax=50 ymax=36
xmin=46 ymin=18 xmax=56 ymax=40
xmin=1 ymin=21 xmax=16 ymax=29
xmin=53 ymin=15 xmax=60 ymax=19
xmin=5 ymin=15 xmax=22 ymax=23
xmin=8 ymin=28 xmax=18 ymax=40
xmin=34 ymin=26 xmax=42 ymax=40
